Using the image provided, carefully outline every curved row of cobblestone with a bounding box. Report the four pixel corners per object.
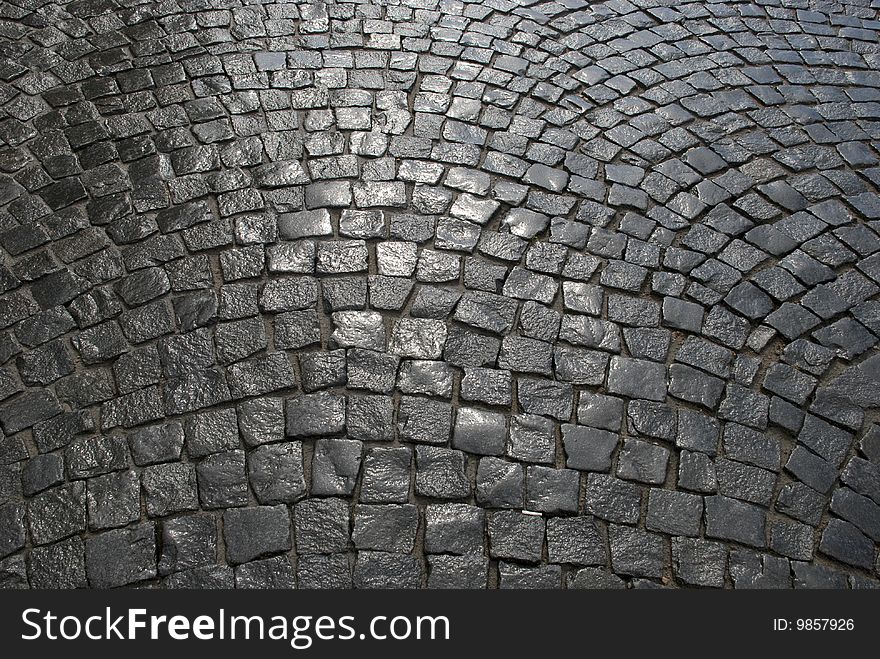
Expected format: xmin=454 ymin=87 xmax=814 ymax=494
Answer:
xmin=0 ymin=0 xmax=879 ymax=588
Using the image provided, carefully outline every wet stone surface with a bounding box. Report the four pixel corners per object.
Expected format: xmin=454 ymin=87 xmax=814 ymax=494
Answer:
xmin=0 ymin=0 xmax=878 ymax=589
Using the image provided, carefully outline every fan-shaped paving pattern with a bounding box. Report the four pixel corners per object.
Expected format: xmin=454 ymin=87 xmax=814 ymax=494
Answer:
xmin=0 ymin=0 xmax=879 ymax=589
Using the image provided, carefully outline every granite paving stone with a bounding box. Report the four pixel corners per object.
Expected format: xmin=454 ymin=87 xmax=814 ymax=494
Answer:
xmin=0 ymin=0 xmax=877 ymax=589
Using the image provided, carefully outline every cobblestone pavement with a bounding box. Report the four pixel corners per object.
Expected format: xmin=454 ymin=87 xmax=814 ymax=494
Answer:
xmin=0 ymin=0 xmax=878 ymax=589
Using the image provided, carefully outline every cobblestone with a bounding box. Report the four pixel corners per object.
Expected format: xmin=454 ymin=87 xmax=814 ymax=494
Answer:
xmin=0 ymin=0 xmax=877 ymax=590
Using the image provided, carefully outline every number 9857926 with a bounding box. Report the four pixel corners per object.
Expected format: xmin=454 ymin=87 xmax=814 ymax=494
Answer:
xmin=796 ymin=619 xmax=854 ymax=631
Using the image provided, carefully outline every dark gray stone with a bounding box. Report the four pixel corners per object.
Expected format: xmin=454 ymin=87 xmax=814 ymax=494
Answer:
xmin=452 ymin=407 xmax=506 ymax=456
xmin=425 ymin=504 xmax=485 ymax=555
xmin=607 ymin=357 xmax=666 ymax=401
xmin=28 ymin=482 xmax=87 ymax=546
xmin=617 ymin=439 xmax=670 ymax=485
xmin=0 ymin=502 xmax=25 ymax=559
xmin=184 ymin=409 xmax=239 ymax=458
xmin=353 ymin=552 xmax=421 ymax=589
xmin=476 ymin=458 xmax=524 ymax=509
xmin=427 ymin=555 xmax=488 ymax=589
xmin=609 ymin=525 xmax=665 ymax=578
xmin=705 ymin=495 xmax=766 ymax=548
xmin=85 ymin=523 xmax=156 ymax=588
xmin=488 ymin=511 xmax=544 ymax=563
xmin=196 ymin=450 xmax=248 ymax=509
xmin=223 ymin=505 xmax=291 ymax=565
xmin=294 ymin=498 xmax=351 ymax=554
xmin=297 ymin=554 xmax=353 ymax=589
xmin=563 ymin=424 xmax=618 ymax=472
xmin=526 ymin=466 xmax=579 ymax=514
xmin=286 ymin=393 xmax=346 ymax=438
xmin=415 ymin=446 xmax=469 ymax=499
xmin=29 ymin=537 xmax=88 ymax=588
xmin=311 ymin=439 xmax=363 ymax=496
xmin=235 ymin=556 xmax=296 ymax=589
xmin=547 ymin=517 xmax=605 ymax=565
xmin=86 ymin=471 xmax=140 ymax=530
xmin=647 ymin=489 xmax=703 ymax=537
xmin=360 ymin=447 xmax=412 ymax=503
xmin=158 ymin=515 xmax=217 ymax=576
xmin=128 ymin=421 xmax=184 ymax=466
xmin=507 ymin=414 xmax=555 ymax=464
xmin=672 ymin=538 xmax=727 ymax=587
xmin=248 ymin=442 xmax=305 ymax=504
